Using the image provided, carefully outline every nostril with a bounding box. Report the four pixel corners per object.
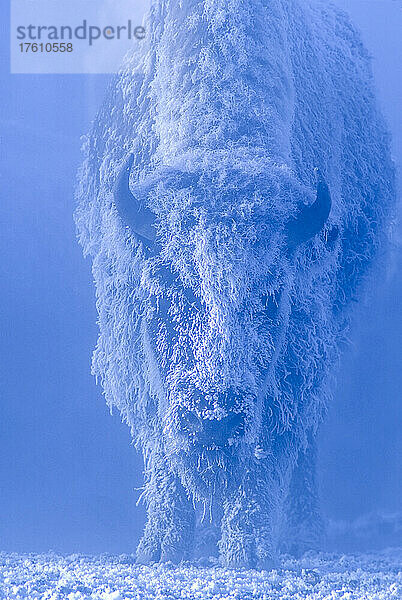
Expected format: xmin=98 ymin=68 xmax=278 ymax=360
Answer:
xmin=202 ymin=412 xmax=245 ymax=442
xmin=179 ymin=411 xmax=202 ymax=435
xmin=224 ymin=412 xmax=243 ymax=430
xmin=178 ymin=401 xmax=248 ymax=445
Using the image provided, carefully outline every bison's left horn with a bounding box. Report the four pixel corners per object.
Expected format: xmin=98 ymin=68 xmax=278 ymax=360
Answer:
xmin=114 ymin=153 xmax=156 ymax=245
xmin=286 ymin=170 xmax=332 ymax=247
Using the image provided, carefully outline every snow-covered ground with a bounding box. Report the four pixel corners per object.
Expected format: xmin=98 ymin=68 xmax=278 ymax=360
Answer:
xmin=0 ymin=549 xmax=400 ymax=600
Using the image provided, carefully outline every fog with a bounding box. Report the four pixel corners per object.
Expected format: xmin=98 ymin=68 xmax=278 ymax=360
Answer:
xmin=0 ymin=1 xmax=400 ymax=553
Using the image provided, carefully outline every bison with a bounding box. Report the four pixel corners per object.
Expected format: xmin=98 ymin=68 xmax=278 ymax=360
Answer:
xmin=75 ymin=0 xmax=395 ymax=567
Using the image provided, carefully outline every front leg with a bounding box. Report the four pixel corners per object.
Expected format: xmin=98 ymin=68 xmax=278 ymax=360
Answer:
xmin=281 ymin=433 xmax=324 ymax=556
xmin=219 ymin=462 xmax=285 ymax=569
xmin=219 ymin=491 xmax=259 ymax=568
xmin=136 ymin=450 xmax=195 ymax=564
xmin=193 ymin=501 xmax=222 ymax=560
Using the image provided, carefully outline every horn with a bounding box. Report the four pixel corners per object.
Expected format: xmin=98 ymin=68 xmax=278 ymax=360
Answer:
xmin=113 ymin=154 xmax=156 ymax=245
xmin=286 ymin=170 xmax=332 ymax=247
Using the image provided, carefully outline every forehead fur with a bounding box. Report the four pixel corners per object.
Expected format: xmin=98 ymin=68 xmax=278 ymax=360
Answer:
xmin=136 ymin=160 xmax=311 ymax=290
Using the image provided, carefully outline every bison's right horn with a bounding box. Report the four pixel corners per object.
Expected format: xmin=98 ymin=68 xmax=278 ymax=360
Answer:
xmin=286 ymin=170 xmax=332 ymax=248
xmin=113 ymin=154 xmax=156 ymax=245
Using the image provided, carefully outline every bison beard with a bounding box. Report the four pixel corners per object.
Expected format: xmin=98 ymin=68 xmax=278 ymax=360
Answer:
xmin=75 ymin=0 xmax=395 ymax=567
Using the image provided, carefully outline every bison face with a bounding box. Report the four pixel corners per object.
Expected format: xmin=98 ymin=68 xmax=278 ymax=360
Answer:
xmin=114 ymin=155 xmax=332 ymax=495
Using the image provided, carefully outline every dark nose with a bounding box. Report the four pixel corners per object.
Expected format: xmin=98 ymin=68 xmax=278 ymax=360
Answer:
xmin=182 ymin=410 xmax=245 ymax=446
xmin=202 ymin=412 xmax=245 ymax=445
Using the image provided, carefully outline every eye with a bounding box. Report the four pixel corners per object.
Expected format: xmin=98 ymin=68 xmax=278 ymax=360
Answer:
xmin=324 ymin=225 xmax=339 ymax=249
xmin=260 ymin=289 xmax=282 ymax=320
xmin=152 ymin=263 xmax=177 ymax=285
xmin=182 ymin=285 xmax=202 ymax=311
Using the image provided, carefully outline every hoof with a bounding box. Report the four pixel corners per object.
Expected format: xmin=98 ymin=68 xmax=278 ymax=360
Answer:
xmin=136 ymin=539 xmax=161 ymax=565
xmin=283 ymin=541 xmax=318 ymax=558
xmin=219 ymin=553 xmax=257 ymax=570
xmin=257 ymin=554 xmax=277 ymax=571
xmin=160 ymin=547 xmax=188 ymax=564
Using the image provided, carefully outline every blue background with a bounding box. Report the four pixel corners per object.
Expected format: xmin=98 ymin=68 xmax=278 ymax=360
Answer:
xmin=0 ymin=1 xmax=401 ymax=553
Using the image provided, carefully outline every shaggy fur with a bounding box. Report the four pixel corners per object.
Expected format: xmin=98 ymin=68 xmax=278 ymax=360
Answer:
xmin=75 ymin=0 xmax=395 ymax=567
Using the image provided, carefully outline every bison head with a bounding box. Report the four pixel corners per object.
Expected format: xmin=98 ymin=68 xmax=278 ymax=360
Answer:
xmin=114 ymin=154 xmax=333 ymax=497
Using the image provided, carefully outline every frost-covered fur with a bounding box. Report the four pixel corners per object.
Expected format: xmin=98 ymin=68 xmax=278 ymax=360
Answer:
xmin=75 ymin=0 xmax=395 ymax=567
